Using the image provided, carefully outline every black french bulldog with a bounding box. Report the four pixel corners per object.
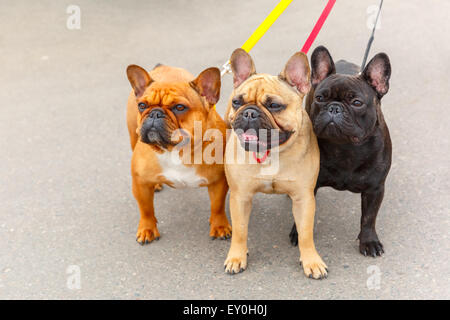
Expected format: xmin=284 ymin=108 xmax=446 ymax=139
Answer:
xmin=289 ymin=46 xmax=392 ymax=257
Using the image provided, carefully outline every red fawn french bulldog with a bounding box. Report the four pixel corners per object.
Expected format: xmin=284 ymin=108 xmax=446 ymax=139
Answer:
xmin=126 ymin=64 xmax=231 ymax=244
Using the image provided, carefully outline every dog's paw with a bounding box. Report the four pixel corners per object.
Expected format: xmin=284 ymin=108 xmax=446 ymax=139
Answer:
xmin=154 ymin=184 xmax=163 ymax=192
xmin=210 ymin=224 xmax=232 ymax=240
xmin=301 ymin=253 xmax=328 ymax=280
xmin=136 ymin=225 xmax=160 ymax=245
xmin=289 ymin=223 xmax=298 ymax=246
xmin=224 ymin=254 xmax=247 ymax=275
xmin=359 ymin=239 xmax=384 ymax=257
xmin=358 ymin=230 xmax=384 ymax=257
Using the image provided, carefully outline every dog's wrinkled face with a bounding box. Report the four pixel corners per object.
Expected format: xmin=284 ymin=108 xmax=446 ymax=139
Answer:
xmin=225 ymin=49 xmax=311 ymax=152
xmin=308 ymin=46 xmax=391 ymax=145
xmin=127 ymin=65 xmax=220 ymax=150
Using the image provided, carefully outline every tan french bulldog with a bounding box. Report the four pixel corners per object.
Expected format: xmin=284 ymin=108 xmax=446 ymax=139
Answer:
xmin=223 ymin=49 xmax=327 ymax=279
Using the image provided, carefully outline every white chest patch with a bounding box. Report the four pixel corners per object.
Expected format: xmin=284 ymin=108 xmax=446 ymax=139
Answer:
xmin=156 ymin=151 xmax=207 ymax=188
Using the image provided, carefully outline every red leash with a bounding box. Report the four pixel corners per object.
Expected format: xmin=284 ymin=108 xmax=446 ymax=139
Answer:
xmin=253 ymin=0 xmax=336 ymax=164
xmin=301 ymin=0 xmax=336 ymax=54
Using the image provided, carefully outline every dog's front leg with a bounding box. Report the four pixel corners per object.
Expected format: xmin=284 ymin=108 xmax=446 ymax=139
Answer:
xmin=289 ymin=187 xmax=319 ymax=246
xmin=291 ymin=190 xmax=327 ymax=279
xmin=224 ymin=190 xmax=252 ymax=274
xmin=359 ymin=186 xmax=385 ymax=257
xmin=207 ymin=177 xmax=231 ymax=239
xmin=132 ymin=176 xmax=160 ymax=245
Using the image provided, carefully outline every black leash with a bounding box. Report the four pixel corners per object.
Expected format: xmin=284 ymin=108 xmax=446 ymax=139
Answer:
xmin=360 ymin=0 xmax=384 ymax=72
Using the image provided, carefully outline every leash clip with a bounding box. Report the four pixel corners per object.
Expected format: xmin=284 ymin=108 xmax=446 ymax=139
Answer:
xmin=220 ymin=60 xmax=232 ymax=77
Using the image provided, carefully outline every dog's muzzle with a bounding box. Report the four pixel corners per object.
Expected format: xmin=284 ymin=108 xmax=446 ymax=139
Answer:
xmin=140 ymin=108 xmax=172 ymax=147
xmin=314 ymin=102 xmax=363 ymax=144
xmin=232 ymin=105 xmax=292 ymax=152
xmin=239 ymin=106 xmax=261 ymax=130
xmin=327 ymin=103 xmax=343 ymax=117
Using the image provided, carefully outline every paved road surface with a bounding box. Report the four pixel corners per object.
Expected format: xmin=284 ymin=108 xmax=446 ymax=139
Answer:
xmin=0 ymin=0 xmax=449 ymax=299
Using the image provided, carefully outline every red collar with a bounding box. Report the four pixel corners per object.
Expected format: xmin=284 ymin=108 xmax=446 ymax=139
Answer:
xmin=252 ymin=150 xmax=270 ymax=163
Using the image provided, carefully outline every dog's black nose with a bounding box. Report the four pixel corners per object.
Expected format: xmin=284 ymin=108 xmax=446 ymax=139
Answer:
xmin=242 ymin=107 xmax=260 ymax=120
xmin=149 ymin=108 xmax=166 ymax=119
xmin=328 ymin=104 xmax=342 ymax=115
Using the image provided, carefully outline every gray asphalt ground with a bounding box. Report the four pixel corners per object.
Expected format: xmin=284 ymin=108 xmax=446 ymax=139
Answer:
xmin=0 ymin=0 xmax=449 ymax=300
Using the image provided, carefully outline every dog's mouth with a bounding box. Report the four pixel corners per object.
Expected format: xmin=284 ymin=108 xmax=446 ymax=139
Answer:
xmin=140 ymin=121 xmax=178 ymax=149
xmin=141 ymin=128 xmax=170 ymax=148
xmin=236 ymin=128 xmax=292 ymax=152
xmin=316 ymin=120 xmax=363 ymax=145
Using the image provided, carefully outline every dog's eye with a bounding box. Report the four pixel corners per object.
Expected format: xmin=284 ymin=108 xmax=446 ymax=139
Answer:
xmin=172 ymin=104 xmax=188 ymax=113
xmin=352 ymin=100 xmax=363 ymax=107
xmin=268 ymin=103 xmax=283 ymax=111
xmin=138 ymin=102 xmax=148 ymax=112
xmin=232 ymin=99 xmax=242 ymax=109
xmin=316 ymin=95 xmax=325 ymax=102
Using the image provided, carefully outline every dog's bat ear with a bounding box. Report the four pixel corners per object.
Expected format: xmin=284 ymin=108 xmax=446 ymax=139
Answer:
xmin=361 ymin=53 xmax=391 ymax=99
xmin=230 ymin=48 xmax=256 ymax=88
xmin=311 ymin=46 xmax=336 ymax=86
xmin=280 ymin=51 xmax=311 ymax=95
xmin=190 ymin=67 xmax=221 ymax=105
xmin=127 ymin=65 xmax=153 ymax=98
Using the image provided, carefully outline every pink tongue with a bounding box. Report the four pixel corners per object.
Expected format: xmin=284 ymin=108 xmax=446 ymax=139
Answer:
xmin=242 ymin=133 xmax=258 ymax=141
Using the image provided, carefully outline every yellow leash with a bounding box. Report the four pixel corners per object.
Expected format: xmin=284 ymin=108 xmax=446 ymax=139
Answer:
xmin=242 ymin=0 xmax=293 ymax=52
xmin=220 ymin=0 xmax=293 ymax=77
xmin=215 ymin=0 xmax=292 ymax=114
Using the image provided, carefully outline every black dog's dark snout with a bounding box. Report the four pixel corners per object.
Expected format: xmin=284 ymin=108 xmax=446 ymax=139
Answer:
xmin=328 ymin=103 xmax=343 ymax=115
xmin=149 ymin=108 xmax=166 ymax=119
xmin=242 ymin=106 xmax=260 ymax=121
